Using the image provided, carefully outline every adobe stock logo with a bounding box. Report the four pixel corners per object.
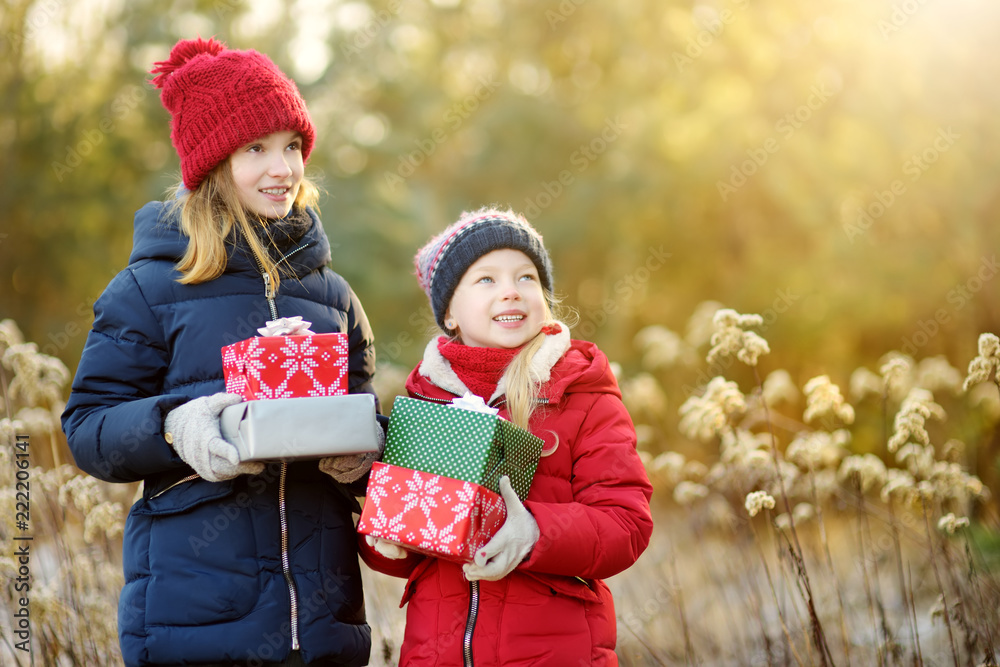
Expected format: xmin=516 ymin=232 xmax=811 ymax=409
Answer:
xmin=51 ymin=85 xmax=148 ymax=182
xmin=339 ymin=0 xmax=402 ymax=60
xmin=897 ymin=255 xmax=999 ymax=357
xmin=842 ymin=126 xmax=959 ymax=243
xmin=716 ymin=74 xmax=838 ymax=202
xmin=382 ymin=75 xmax=502 ymax=191
xmin=521 ymin=116 xmax=626 ymax=218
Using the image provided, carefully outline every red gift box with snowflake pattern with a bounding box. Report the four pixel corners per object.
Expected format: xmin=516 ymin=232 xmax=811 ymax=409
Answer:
xmin=357 ymin=461 xmax=508 ymax=563
xmin=221 ymin=333 xmax=348 ymax=401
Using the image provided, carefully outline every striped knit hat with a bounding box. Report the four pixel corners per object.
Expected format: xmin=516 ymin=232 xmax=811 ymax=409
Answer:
xmin=414 ymin=208 xmax=554 ymax=331
xmin=150 ymin=37 xmax=316 ymax=190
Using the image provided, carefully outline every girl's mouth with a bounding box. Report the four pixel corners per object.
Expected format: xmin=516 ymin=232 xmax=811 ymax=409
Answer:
xmin=260 ymin=187 xmax=290 ymax=201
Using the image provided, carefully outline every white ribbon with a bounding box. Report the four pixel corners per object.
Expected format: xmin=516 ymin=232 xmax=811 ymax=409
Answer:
xmin=257 ymin=316 xmax=314 ymax=337
xmin=447 ymin=391 xmax=500 ymax=416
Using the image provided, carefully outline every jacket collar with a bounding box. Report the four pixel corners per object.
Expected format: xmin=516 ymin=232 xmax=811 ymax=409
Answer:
xmin=129 ymin=201 xmax=331 ymax=278
xmin=417 ymin=323 xmax=572 ymax=405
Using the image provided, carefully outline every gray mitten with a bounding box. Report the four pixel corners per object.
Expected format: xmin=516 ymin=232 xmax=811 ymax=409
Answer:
xmin=164 ymin=392 xmax=265 ymax=482
xmin=318 ymin=417 xmax=385 ymax=484
xmin=463 ymin=476 xmax=540 ymax=582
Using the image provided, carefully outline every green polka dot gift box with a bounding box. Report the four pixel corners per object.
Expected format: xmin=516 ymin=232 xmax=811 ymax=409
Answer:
xmin=382 ymin=396 xmax=544 ymax=502
xmin=357 ymin=461 xmax=507 ymax=563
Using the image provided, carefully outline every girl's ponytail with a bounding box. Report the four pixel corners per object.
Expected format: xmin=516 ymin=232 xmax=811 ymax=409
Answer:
xmin=503 ymin=327 xmax=549 ymax=430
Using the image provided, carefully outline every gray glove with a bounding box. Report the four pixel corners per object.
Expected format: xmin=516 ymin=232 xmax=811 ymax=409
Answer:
xmin=463 ymin=476 xmax=540 ymax=582
xmin=164 ymin=392 xmax=265 ymax=482
xmin=319 ymin=418 xmax=385 ymax=484
xmin=365 ymin=534 xmax=408 ymax=560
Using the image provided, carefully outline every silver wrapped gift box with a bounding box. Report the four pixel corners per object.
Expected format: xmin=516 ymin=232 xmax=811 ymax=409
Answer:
xmin=220 ymin=394 xmax=381 ymax=461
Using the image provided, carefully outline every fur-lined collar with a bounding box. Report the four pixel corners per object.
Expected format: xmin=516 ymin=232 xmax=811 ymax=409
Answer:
xmin=418 ymin=323 xmax=572 ymax=405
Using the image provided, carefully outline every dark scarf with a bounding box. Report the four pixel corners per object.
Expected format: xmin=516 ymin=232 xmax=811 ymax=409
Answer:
xmin=255 ymin=206 xmax=313 ymax=259
xmin=437 ymin=338 xmax=521 ymax=402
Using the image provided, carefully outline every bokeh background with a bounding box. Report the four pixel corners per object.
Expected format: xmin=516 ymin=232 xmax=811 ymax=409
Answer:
xmin=5 ymin=0 xmax=1000 ymax=383
xmin=4 ymin=0 xmax=1000 ymax=664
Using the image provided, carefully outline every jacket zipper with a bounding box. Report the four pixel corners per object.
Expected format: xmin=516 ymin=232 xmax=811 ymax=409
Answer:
xmin=253 ymin=242 xmax=309 ymax=652
xmin=409 ymin=390 xmax=548 ymax=665
xmin=463 ymin=579 xmax=479 ymax=667
xmin=149 ymin=473 xmax=200 ymax=499
xmin=279 ymin=462 xmax=300 ymax=650
xmin=254 ymin=243 xmax=310 ymax=321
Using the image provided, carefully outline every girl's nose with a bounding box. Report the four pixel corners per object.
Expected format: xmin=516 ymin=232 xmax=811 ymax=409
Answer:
xmin=268 ymin=154 xmax=293 ymax=178
xmin=500 ymin=281 xmax=522 ymax=301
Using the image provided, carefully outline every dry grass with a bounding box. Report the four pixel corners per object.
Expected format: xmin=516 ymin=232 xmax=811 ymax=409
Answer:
xmin=360 ymin=499 xmax=1000 ymax=666
xmin=2 ymin=313 xmax=999 ymax=666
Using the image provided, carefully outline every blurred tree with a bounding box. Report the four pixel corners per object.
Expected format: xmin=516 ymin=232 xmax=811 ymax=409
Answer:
xmin=2 ymin=0 xmax=1000 ymax=397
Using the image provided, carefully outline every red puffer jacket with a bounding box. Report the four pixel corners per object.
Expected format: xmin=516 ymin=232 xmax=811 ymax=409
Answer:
xmin=361 ymin=326 xmax=653 ymax=666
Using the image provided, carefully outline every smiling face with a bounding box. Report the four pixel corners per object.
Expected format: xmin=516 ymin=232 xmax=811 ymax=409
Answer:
xmin=445 ymin=248 xmax=548 ymax=349
xmin=228 ymin=130 xmax=304 ymax=218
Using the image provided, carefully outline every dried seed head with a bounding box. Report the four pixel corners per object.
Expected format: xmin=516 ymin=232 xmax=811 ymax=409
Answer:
xmin=0 ymin=319 xmax=24 ymax=355
xmin=838 ymin=453 xmax=888 ymax=493
xmin=963 ymin=333 xmax=1000 ymax=392
xmin=745 ymin=490 xmax=776 ymax=517
xmin=762 ymin=369 xmax=799 ymax=406
xmin=84 ymin=502 xmax=125 ymax=543
xmin=706 ymin=309 xmax=770 ymax=367
xmin=803 ymin=375 xmax=855 ymax=425
xmin=3 ymin=342 xmax=71 ymax=408
xmin=880 ymin=353 xmax=915 ymax=401
xmin=719 ymin=428 xmax=770 ymax=466
xmin=881 ymin=468 xmax=917 ymax=504
xmin=916 ymin=356 xmax=962 ymax=395
xmin=673 ymin=481 xmax=710 ymax=506
xmin=787 ymin=430 xmax=850 ymax=471
xmin=621 ymin=373 xmax=668 ymax=417
xmin=679 ymin=377 xmax=746 ymax=442
xmin=635 ymin=325 xmax=695 ymax=369
xmin=978 ymin=332 xmax=1000 ymax=358
xmin=651 ymin=451 xmax=687 ymax=486
xmin=888 ymin=388 xmax=945 ymax=453
xmin=792 ymin=502 xmax=816 ymax=524
xmin=850 ymin=367 xmax=884 ymax=402
xmin=59 ymin=474 xmax=104 ymax=515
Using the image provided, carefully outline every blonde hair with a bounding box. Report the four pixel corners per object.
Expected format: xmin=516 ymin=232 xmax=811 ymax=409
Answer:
xmin=168 ymin=161 xmax=320 ymax=292
xmin=504 ymin=325 xmax=550 ymax=430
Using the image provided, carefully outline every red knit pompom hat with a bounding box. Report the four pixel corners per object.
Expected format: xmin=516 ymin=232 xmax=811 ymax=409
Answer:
xmin=150 ymin=37 xmax=316 ymax=190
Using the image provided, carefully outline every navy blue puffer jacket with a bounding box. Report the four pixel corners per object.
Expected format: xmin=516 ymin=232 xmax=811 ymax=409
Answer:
xmin=62 ymin=201 xmax=376 ymax=666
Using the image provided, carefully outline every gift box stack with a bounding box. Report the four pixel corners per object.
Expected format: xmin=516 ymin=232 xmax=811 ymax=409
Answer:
xmin=358 ymin=396 xmax=544 ymax=563
xmin=219 ymin=317 xmax=378 ymax=461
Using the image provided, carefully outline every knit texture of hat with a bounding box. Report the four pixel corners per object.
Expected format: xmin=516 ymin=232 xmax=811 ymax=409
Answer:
xmin=150 ymin=37 xmax=316 ymax=191
xmin=414 ymin=208 xmax=554 ymax=330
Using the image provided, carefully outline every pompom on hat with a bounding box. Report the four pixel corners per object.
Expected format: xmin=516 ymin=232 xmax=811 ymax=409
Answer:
xmin=414 ymin=208 xmax=555 ymax=331
xmin=150 ymin=37 xmax=316 ymax=190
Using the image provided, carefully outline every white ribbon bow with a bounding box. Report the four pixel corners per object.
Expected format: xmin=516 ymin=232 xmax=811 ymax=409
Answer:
xmin=257 ymin=316 xmax=314 ymax=337
xmin=447 ymin=391 xmax=500 ymax=416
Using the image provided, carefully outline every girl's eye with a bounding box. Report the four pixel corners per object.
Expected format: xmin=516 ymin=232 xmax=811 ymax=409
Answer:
xmin=477 ymin=276 xmax=494 ymax=284
xmin=519 ymin=274 xmax=536 ymax=282
xmin=247 ymin=144 xmax=262 ymax=152
xmin=286 ymin=141 xmax=301 ymax=151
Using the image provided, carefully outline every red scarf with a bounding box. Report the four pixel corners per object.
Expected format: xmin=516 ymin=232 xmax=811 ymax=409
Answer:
xmin=437 ymin=338 xmax=521 ymax=402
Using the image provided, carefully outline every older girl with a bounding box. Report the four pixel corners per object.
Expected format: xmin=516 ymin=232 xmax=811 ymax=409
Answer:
xmin=63 ymin=38 xmax=377 ymax=666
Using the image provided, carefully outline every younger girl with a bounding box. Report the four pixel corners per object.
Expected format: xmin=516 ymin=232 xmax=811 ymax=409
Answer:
xmin=62 ymin=38 xmax=378 ymax=666
xmin=361 ymin=208 xmax=654 ymax=666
